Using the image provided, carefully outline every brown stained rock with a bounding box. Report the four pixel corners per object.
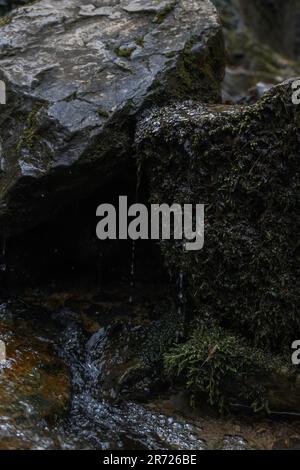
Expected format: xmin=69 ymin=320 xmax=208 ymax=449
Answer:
xmin=0 ymin=321 xmax=70 ymax=422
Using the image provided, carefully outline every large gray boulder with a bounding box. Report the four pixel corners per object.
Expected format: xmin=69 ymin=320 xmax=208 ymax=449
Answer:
xmin=0 ymin=0 xmax=224 ymax=237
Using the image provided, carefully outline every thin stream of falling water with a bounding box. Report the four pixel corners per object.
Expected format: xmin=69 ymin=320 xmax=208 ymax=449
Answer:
xmin=2 ymin=236 xmax=5 ymax=256
xmin=176 ymin=240 xmax=186 ymax=341
xmin=178 ymin=270 xmax=184 ymax=315
xmin=129 ymin=240 xmax=135 ymax=304
xmin=0 ymin=235 xmax=7 ymax=275
xmin=176 ymin=139 xmax=195 ymax=338
xmin=129 ymin=161 xmax=142 ymax=304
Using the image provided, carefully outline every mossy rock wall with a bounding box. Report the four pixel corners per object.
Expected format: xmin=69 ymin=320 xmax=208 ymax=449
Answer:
xmin=137 ymin=80 xmax=300 ymax=353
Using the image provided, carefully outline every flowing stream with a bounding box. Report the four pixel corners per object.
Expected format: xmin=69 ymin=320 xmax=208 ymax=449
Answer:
xmin=0 ymin=297 xmax=208 ymax=450
xmin=0 ymin=296 xmax=299 ymax=450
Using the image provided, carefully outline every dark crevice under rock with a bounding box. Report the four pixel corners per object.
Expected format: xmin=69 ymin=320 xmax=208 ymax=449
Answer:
xmin=5 ymin=168 xmax=168 ymax=292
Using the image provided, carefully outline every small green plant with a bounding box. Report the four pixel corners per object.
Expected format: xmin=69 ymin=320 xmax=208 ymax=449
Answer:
xmin=164 ymin=324 xmax=283 ymax=412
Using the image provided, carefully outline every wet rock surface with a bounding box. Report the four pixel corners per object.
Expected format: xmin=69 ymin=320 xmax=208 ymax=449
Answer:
xmin=28 ymin=282 xmax=182 ymax=402
xmin=0 ymin=300 xmax=70 ymax=449
xmin=0 ymin=0 xmax=224 ymax=237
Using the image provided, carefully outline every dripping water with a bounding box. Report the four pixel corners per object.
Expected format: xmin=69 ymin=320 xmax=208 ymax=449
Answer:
xmin=129 ymin=160 xmax=142 ymax=304
xmin=175 ymin=138 xmax=196 ymax=338
xmin=129 ymin=240 xmax=135 ymax=304
xmin=177 ymin=271 xmax=184 ymax=316
xmin=0 ymin=235 xmax=7 ymax=275
xmin=175 ymin=240 xmax=186 ymax=342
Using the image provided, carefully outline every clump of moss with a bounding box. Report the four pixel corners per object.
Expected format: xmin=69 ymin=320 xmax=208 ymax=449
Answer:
xmin=140 ymin=304 xmax=184 ymax=368
xmin=164 ymin=324 xmax=285 ymax=413
xmin=154 ymin=1 xmax=177 ymax=24
xmin=17 ymin=104 xmax=45 ymax=151
xmin=137 ymin=82 xmax=300 ymax=353
xmin=135 ymin=36 xmax=145 ymax=48
xmin=0 ymin=16 xmax=11 ymax=27
xmin=97 ymin=108 xmax=110 ymax=119
xmin=114 ymin=46 xmax=135 ymax=59
xmin=65 ymin=91 xmax=77 ymax=102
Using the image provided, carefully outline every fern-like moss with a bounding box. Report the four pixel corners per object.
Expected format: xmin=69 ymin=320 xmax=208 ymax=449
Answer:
xmin=164 ymin=324 xmax=286 ymax=413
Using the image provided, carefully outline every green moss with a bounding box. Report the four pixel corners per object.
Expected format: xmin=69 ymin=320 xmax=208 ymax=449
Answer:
xmin=139 ymin=82 xmax=300 ymax=353
xmin=135 ymin=36 xmax=145 ymax=48
xmin=114 ymin=46 xmax=135 ymax=59
xmin=17 ymin=104 xmax=46 ymax=152
xmin=97 ymin=108 xmax=110 ymax=119
xmin=0 ymin=16 xmax=11 ymax=27
xmin=65 ymin=91 xmax=77 ymax=102
xmin=0 ymin=0 xmax=41 ymax=21
xmin=147 ymin=30 xmax=225 ymax=106
xmin=164 ymin=324 xmax=287 ymax=413
xmin=154 ymin=1 xmax=177 ymax=24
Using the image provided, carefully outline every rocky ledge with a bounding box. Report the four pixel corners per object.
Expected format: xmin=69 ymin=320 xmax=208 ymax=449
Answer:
xmin=0 ymin=0 xmax=224 ymax=237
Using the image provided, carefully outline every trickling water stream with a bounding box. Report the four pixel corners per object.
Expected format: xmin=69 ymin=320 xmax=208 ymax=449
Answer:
xmin=0 ymin=295 xmax=299 ymax=450
xmin=129 ymin=160 xmax=143 ymax=305
xmin=0 ymin=237 xmax=6 ymax=277
xmin=0 ymin=297 xmax=207 ymax=450
xmin=56 ymin=309 xmax=205 ymax=450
